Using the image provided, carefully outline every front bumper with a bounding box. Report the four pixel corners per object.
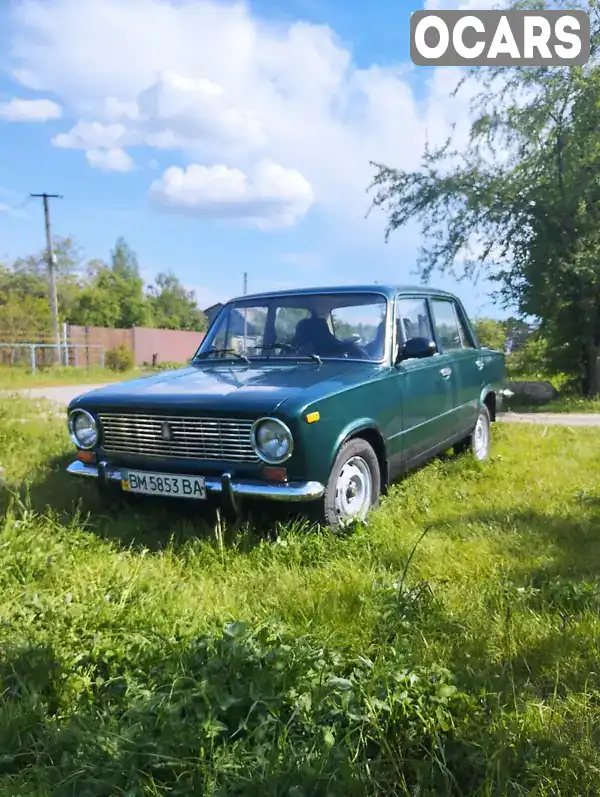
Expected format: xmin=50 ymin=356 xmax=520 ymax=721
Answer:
xmin=66 ymin=460 xmax=325 ymax=503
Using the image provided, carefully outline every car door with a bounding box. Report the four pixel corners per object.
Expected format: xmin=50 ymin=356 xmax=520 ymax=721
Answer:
xmin=429 ymin=297 xmax=481 ymax=437
xmin=394 ymin=295 xmax=455 ymax=462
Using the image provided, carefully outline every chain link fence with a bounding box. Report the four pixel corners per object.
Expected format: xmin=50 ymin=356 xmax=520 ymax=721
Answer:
xmin=0 ymin=343 xmax=105 ymax=373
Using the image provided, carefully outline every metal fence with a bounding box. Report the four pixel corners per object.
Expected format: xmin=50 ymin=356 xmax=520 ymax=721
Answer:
xmin=0 ymin=343 xmax=105 ymax=373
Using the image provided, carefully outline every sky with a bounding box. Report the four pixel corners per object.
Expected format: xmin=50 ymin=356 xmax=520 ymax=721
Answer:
xmin=0 ymin=0 xmax=507 ymax=319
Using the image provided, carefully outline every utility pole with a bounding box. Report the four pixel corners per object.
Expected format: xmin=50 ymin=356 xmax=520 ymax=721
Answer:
xmin=243 ymin=271 xmax=248 ymax=295
xmin=31 ymin=193 xmax=62 ymax=363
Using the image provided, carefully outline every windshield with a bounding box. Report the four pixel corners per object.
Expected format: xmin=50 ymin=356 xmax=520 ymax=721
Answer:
xmin=196 ymin=292 xmax=388 ymax=362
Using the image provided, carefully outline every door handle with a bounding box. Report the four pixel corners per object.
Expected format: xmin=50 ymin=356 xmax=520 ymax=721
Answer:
xmin=475 ymin=358 xmax=485 ymax=370
xmin=440 ymin=367 xmax=452 ymax=378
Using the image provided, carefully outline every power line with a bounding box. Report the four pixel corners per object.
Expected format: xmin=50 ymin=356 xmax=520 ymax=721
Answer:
xmin=31 ymin=193 xmax=63 ymax=363
xmin=7 ymin=195 xmax=33 ymax=211
xmin=0 ymin=194 xmax=33 ymax=213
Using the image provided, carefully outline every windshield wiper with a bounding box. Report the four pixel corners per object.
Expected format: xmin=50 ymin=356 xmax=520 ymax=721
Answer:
xmin=195 ymin=347 xmax=250 ymax=364
xmin=256 ymin=343 xmax=322 ymax=364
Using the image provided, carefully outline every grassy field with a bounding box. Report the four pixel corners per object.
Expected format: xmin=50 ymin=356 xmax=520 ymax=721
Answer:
xmin=1 ymin=398 xmax=600 ymax=795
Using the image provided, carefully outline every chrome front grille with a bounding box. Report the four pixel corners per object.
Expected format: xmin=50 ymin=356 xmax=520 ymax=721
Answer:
xmin=99 ymin=413 xmax=258 ymax=462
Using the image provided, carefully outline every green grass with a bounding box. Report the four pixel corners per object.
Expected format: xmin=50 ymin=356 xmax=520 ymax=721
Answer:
xmin=505 ymin=393 xmax=600 ymax=414
xmin=0 ymin=365 xmax=141 ymax=389
xmin=2 ymin=398 xmax=600 ymax=794
xmin=0 ymin=362 xmax=188 ymax=389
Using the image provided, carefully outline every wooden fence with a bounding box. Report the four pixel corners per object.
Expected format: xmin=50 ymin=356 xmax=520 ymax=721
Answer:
xmin=69 ymin=325 xmax=205 ymax=366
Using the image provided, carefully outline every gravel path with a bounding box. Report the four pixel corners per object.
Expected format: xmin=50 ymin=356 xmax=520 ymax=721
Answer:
xmin=5 ymin=384 xmax=108 ymax=407
xmin=5 ymin=385 xmax=600 ymax=427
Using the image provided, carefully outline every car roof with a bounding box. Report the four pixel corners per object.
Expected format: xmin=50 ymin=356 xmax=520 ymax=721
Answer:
xmin=228 ymin=284 xmax=458 ymax=303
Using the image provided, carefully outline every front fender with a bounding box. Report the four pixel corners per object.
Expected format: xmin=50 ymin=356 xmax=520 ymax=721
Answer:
xmin=479 ymin=383 xmax=503 ymax=419
xmin=330 ymin=417 xmax=386 ymax=470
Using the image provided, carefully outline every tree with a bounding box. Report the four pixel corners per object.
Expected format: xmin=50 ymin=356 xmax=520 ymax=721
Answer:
xmin=0 ymin=237 xmax=86 ymax=340
xmin=109 ymin=237 xmax=150 ymax=328
xmin=147 ymin=272 xmax=207 ymax=331
xmin=368 ymin=0 xmax=600 ymax=395
xmin=70 ymin=265 xmax=121 ymax=328
xmin=473 ymin=318 xmax=507 ymax=352
xmin=0 ymin=265 xmax=51 ymax=342
xmin=9 ymin=235 xmax=85 ymax=324
xmin=12 ymin=235 xmax=85 ymax=279
xmin=70 ymin=237 xmax=150 ymax=328
xmin=0 ymin=234 xmax=213 ymax=337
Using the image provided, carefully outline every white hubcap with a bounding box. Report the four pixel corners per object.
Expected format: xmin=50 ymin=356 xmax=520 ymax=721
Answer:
xmin=333 ymin=456 xmax=372 ymax=524
xmin=473 ymin=414 xmax=489 ymax=460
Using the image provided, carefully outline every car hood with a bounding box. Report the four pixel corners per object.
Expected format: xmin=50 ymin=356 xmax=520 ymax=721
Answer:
xmin=69 ymin=361 xmax=384 ymax=416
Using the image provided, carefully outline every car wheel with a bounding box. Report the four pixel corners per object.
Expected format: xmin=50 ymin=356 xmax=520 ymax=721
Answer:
xmin=456 ymin=405 xmax=491 ymax=461
xmin=317 ymin=437 xmax=381 ymax=528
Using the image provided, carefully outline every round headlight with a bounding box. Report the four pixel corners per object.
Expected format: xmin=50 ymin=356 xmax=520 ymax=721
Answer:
xmin=251 ymin=417 xmax=293 ymax=464
xmin=68 ymin=409 xmax=98 ymax=450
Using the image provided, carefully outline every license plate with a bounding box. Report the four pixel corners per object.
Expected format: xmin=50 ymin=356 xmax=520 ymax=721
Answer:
xmin=121 ymin=470 xmax=206 ymax=499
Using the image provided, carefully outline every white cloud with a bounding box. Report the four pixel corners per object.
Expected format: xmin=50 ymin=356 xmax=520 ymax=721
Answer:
xmin=102 ymin=96 xmax=140 ymax=121
xmin=86 ymin=147 xmax=135 ymax=172
xmin=53 ymin=69 xmax=264 ymax=156
xmin=149 ymin=159 xmax=314 ymax=228
xmin=6 ymin=0 xmax=483 ymax=233
xmin=53 ymin=120 xmax=127 ymax=149
xmin=0 ymin=97 xmax=62 ymax=122
xmin=137 ymin=70 xmax=264 ymax=150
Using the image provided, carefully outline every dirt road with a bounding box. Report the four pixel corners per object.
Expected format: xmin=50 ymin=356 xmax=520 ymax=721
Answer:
xmin=5 ymin=384 xmax=600 ymax=427
xmin=8 ymin=384 xmax=108 ymax=407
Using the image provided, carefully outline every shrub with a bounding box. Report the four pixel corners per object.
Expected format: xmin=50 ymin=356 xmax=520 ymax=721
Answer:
xmin=105 ymin=344 xmax=134 ymax=372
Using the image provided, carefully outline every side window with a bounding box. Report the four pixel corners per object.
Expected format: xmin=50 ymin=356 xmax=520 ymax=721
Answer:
xmin=430 ymin=299 xmax=465 ymax=351
xmin=330 ymin=302 xmax=385 ymax=345
xmin=232 ymin=306 xmax=268 ymax=355
xmin=455 ymin=305 xmax=475 ymax=349
xmin=396 ymin=297 xmax=434 ymax=345
xmin=275 ymin=307 xmax=311 ymax=343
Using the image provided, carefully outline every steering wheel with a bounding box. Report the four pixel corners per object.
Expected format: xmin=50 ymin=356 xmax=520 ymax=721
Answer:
xmin=340 ymin=342 xmax=370 ymax=359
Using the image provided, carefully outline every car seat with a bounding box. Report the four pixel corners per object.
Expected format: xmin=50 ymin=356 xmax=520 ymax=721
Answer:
xmin=291 ymin=316 xmax=345 ymax=356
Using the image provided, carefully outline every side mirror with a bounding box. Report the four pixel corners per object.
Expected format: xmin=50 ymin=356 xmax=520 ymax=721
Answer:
xmin=396 ymin=336 xmax=437 ymax=363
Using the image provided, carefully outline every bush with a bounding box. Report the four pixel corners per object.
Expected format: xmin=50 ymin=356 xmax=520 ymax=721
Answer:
xmin=505 ymin=333 xmax=582 ymax=394
xmin=105 ymin=345 xmax=134 ymax=372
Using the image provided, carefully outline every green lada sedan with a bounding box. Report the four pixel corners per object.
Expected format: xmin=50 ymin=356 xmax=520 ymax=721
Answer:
xmin=66 ymin=285 xmax=506 ymax=528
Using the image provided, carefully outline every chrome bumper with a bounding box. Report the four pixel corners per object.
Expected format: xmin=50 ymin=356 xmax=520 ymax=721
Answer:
xmin=66 ymin=460 xmax=325 ymax=502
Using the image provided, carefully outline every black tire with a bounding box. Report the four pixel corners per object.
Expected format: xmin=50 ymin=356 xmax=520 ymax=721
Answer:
xmin=314 ymin=437 xmax=381 ymax=528
xmin=455 ymin=405 xmax=491 ymax=461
